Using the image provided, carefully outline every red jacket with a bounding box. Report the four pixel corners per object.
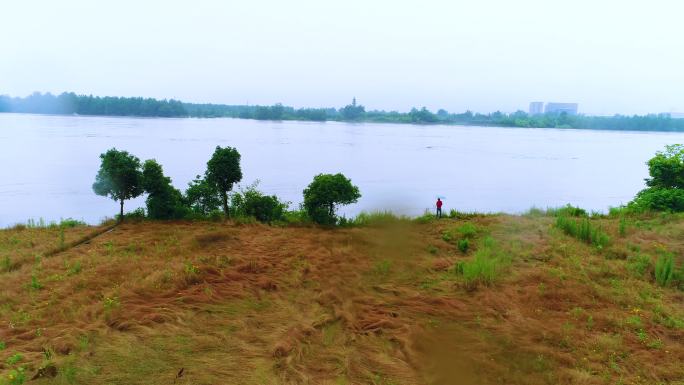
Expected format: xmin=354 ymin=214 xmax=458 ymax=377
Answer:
xmin=436 ymin=200 xmax=443 ymax=208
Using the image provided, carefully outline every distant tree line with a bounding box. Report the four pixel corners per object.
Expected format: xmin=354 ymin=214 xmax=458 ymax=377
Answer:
xmin=3 ymin=92 xmax=684 ymax=131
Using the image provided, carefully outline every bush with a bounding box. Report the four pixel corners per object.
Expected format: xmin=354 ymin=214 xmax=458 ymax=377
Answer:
xmin=655 ymin=254 xmax=675 ymax=287
xmin=231 ymin=183 xmax=288 ymax=223
xmin=458 ymin=223 xmax=477 ymax=238
xmin=119 ymin=207 xmax=146 ymax=222
xmin=628 ymin=188 xmax=684 ymax=213
xmin=58 ymin=218 xmax=86 ymax=228
xmin=549 ymin=204 xmax=588 ymax=217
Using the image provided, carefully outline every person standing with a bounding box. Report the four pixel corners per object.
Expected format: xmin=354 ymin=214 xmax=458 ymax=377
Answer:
xmin=436 ymin=198 xmax=443 ymax=218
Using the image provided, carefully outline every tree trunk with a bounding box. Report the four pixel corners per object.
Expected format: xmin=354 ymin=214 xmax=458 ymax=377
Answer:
xmin=222 ymin=191 xmax=229 ymax=218
xmin=119 ymin=199 xmax=124 ymax=222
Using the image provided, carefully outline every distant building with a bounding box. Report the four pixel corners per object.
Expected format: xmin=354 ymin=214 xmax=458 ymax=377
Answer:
xmin=545 ymin=102 xmax=578 ymax=115
xmin=529 ymin=102 xmax=544 ymax=115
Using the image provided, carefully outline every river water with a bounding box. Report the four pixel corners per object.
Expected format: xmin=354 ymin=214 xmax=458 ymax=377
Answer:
xmin=1 ymin=113 xmax=683 ymax=226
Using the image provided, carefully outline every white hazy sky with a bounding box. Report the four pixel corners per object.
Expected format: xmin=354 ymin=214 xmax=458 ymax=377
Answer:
xmin=1 ymin=0 xmax=683 ymax=115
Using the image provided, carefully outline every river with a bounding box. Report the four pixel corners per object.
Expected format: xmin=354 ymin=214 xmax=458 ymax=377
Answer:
xmin=1 ymin=113 xmax=683 ymax=226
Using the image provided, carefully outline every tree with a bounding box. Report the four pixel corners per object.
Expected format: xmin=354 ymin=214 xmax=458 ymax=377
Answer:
xmin=645 ymin=144 xmax=684 ymax=189
xmin=340 ymin=97 xmax=366 ymax=120
xmin=205 ymin=146 xmax=243 ymax=216
xmin=303 ymin=173 xmax=361 ymax=224
xmin=185 ymin=175 xmax=221 ymax=215
xmin=629 ymin=145 xmax=684 ymax=212
xmin=141 ymin=159 xmax=186 ymax=219
xmin=93 ymin=148 xmax=144 ymax=221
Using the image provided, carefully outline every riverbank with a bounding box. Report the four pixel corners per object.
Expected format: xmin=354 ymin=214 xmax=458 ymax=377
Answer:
xmin=1 ymin=213 xmax=682 ymax=384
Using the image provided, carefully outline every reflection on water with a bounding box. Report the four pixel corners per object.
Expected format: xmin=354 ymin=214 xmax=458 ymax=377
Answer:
xmin=1 ymin=113 xmax=683 ymax=226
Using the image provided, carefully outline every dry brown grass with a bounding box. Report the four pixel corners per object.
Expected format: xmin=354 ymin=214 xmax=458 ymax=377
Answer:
xmin=0 ymin=215 xmax=682 ymax=384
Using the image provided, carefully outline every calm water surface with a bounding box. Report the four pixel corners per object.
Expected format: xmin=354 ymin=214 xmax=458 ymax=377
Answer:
xmin=1 ymin=113 xmax=684 ymax=226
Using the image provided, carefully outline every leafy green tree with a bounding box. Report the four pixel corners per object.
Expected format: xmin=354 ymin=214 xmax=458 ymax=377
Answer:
xmin=92 ymin=148 xmax=144 ymax=221
xmin=205 ymin=146 xmax=243 ymax=216
xmin=185 ymin=175 xmax=221 ymax=215
xmin=303 ymin=173 xmax=361 ymax=224
xmin=629 ymin=145 xmax=684 ymax=212
xmin=645 ymin=144 xmax=684 ymax=189
xmin=141 ymin=159 xmax=186 ymax=219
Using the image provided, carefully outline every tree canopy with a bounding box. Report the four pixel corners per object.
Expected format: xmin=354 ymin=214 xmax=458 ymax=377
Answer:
xmin=205 ymin=146 xmax=243 ymax=216
xmin=629 ymin=145 xmax=684 ymax=212
xmin=92 ymin=148 xmax=144 ymax=220
xmin=303 ymin=173 xmax=361 ymax=224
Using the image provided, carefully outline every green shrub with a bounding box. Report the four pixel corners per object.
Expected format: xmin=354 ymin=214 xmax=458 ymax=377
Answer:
xmin=414 ymin=210 xmax=436 ymax=224
xmin=549 ymin=204 xmax=588 ymax=217
xmin=457 ymin=238 xmax=469 ymax=253
xmin=351 ymin=211 xmax=404 ymax=226
xmin=628 ymin=187 xmax=684 ymax=213
xmin=452 ymin=237 xmax=509 ymax=289
xmin=58 ymin=218 xmax=86 ymax=228
xmin=655 ymin=254 xmax=675 ymax=287
xmin=6 ymin=353 xmax=22 ymax=365
xmin=618 ymin=217 xmax=628 ymax=237
xmin=555 ymin=216 xmax=610 ymax=248
xmin=458 ymin=223 xmax=477 ymax=238
xmin=231 ymin=183 xmax=288 ymax=223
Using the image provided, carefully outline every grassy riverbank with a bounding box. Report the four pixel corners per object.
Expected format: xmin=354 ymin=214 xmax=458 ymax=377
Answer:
xmin=1 ymin=213 xmax=683 ymax=384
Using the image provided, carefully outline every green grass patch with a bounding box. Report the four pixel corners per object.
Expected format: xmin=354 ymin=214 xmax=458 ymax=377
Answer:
xmin=555 ymin=216 xmax=610 ymax=248
xmin=452 ymin=237 xmax=510 ymax=289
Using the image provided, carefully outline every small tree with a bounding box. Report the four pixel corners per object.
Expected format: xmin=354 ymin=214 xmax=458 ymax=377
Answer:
xmin=141 ymin=159 xmax=186 ymax=219
xmin=205 ymin=146 xmax=243 ymax=217
xmin=93 ymin=148 xmax=144 ymax=221
xmin=629 ymin=144 xmax=684 ymax=212
xmin=303 ymin=173 xmax=361 ymax=224
xmin=185 ymin=175 xmax=221 ymax=215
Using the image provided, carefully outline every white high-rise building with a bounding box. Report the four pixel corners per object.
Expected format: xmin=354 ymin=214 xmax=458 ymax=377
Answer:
xmin=529 ymin=102 xmax=544 ymax=115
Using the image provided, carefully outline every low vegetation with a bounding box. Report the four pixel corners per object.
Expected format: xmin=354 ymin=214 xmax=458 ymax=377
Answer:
xmin=1 ymin=211 xmax=683 ymax=384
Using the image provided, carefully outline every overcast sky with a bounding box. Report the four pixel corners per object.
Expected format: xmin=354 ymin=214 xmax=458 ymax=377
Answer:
xmin=1 ymin=0 xmax=682 ymax=115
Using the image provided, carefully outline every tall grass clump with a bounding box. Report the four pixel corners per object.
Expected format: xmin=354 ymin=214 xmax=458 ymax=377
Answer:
xmin=452 ymin=237 xmax=510 ymax=289
xmin=655 ymin=254 xmax=675 ymax=287
xmin=555 ymin=215 xmax=610 ymax=248
xmin=350 ymin=211 xmax=406 ymax=226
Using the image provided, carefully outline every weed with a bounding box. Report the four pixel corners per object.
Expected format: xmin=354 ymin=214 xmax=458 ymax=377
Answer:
xmin=627 ymin=254 xmax=651 ymax=278
xmin=1 ymin=255 xmax=14 ymax=272
xmin=457 ymin=238 xmax=470 ymax=253
xmin=453 ymin=237 xmax=509 ymax=289
xmin=458 ymin=223 xmax=477 ymax=238
xmin=103 ymin=296 xmax=120 ymax=311
xmin=373 ymin=259 xmax=392 ymax=276
xmin=555 ymin=216 xmax=610 ymax=248
xmin=58 ymin=226 xmax=65 ymax=248
xmin=4 ymin=367 xmax=26 ymax=385
xmin=352 ymin=211 xmax=405 ymax=226
xmin=6 ymin=353 xmax=23 ymax=365
xmin=184 ymin=261 xmax=199 ymax=275
xmin=29 ymin=275 xmax=43 ymax=290
xmin=0 ymin=341 xmax=5 ymax=350
xmin=618 ymin=217 xmax=628 ymax=237
xmin=427 ymin=245 xmax=438 ymax=254
xmin=654 ymin=254 xmax=674 ymax=287
xmin=66 ymin=261 xmax=82 ymax=276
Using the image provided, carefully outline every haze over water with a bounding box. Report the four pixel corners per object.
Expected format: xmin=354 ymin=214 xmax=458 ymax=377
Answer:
xmin=2 ymin=113 xmax=684 ymax=227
